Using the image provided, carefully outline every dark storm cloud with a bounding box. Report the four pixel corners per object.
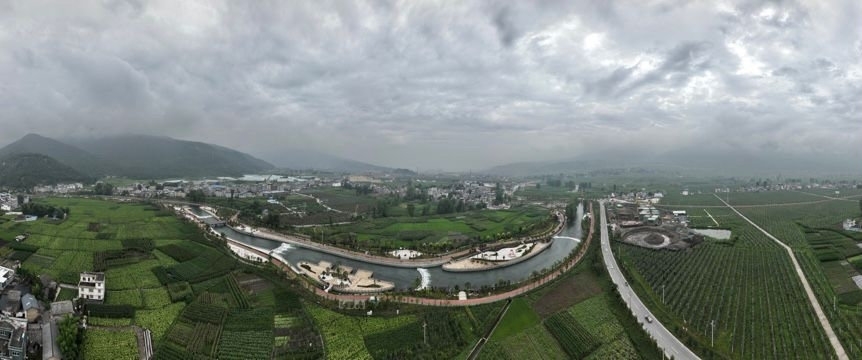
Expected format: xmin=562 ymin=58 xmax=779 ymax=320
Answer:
xmin=0 ymin=0 xmax=859 ymax=170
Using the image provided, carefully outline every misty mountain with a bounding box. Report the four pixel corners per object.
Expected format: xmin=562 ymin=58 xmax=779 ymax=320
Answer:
xmin=0 ymin=153 xmax=92 ymax=189
xmin=258 ymin=148 xmax=391 ymax=173
xmin=0 ymin=134 xmax=275 ymax=179
xmin=67 ymin=135 xmax=275 ymax=179
xmin=485 ymin=147 xmax=856 ymax=178
xmin=0 ymin=133 xmax=113 ymax=176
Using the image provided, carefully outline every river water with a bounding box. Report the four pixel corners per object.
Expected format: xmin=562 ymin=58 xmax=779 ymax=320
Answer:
xmin=195 ymin=204 xmax=583 ymax=290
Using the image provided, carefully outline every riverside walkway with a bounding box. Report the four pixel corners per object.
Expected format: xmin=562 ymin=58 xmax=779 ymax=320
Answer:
xmin=237 ymin=210 xmax=566 ymax=268
xmin=228 ymin=204 xmax=594 ymax=307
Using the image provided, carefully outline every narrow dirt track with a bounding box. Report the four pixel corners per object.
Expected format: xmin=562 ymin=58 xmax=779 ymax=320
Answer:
xmin=716 ymin=194 xmax=848 ymax=360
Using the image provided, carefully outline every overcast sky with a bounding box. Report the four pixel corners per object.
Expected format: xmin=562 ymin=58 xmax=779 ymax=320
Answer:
xmin=0 ymin=0 xmax=860 ymax=171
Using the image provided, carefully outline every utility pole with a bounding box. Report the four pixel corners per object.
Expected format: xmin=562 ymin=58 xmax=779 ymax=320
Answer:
xmin=423 ymin=321 xmax=428 ymax=345
xmin=711 ymin=320 xmax=716 ymax=348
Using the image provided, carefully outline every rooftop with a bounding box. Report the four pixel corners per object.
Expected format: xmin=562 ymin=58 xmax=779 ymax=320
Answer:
xmin=79 ymin=272 xmax=105 ymax=282
xmin=50 ymin=301 xmax=74 ymax=317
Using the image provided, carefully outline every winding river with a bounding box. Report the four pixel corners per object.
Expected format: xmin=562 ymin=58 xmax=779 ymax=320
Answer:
xmin=195 ymin=205 xmax=583 ymax=290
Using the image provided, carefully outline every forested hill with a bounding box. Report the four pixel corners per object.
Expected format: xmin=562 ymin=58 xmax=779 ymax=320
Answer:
xmin=0 ymin=153 xmax=92 ymax=189
xmin=0 ymin=133 xmax=112 ymax=176
xmin=0 ymin=134 xmax=274 ymax=179
xmin=68 ymin=135 xmax=275 ymax=178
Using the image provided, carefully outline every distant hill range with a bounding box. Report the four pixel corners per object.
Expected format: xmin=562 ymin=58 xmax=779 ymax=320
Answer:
xmin=484 ymin=147 xmax=857 ymax=178
xmin=0 ymin=133 xmax=275 ymax=183
xmin=256 ymin=148 xmax=395 ymax=174
xmin=0 ymin=153 xmax=91 ymax=189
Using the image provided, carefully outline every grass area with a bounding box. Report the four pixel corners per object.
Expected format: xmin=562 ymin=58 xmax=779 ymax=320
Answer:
xmin=83 ymin=328 xmax=139 ymax=360
xmin=301 ymin=205 xmax=552 ymax=253
xmin=55 ymin=287 xmax=77 ymax=301
xmin=490 ymin=298 xmax=539 ymax=341
xmin=303 ymin=187 xmax=379 ymax=213
xmin=479 ymin=323 xmax=568 ymax=360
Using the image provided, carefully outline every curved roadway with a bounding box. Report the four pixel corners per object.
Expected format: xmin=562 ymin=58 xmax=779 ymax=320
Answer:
xmin=599 ymin=201 xmax=700 ymax=360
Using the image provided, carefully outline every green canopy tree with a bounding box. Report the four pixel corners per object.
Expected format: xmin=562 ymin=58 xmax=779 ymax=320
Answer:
xmin=58 ymin=316 xmax=82 ymax=360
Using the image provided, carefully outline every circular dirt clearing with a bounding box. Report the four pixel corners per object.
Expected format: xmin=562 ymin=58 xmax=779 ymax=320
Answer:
xmin=645 ymin=233 xmax=665 ymax=245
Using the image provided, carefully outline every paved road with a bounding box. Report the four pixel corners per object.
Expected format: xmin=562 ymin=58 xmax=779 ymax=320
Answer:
xmin=599 ymin=201 xmax=700 ymax=360
xmin=716 ymin=195 xmax=848 ymax=360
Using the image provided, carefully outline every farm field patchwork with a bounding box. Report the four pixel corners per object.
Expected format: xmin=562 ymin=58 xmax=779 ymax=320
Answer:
xmin=0 ymin=198 xmax=327 ymax=359
xmin=309 ymin=301 xmax=504 ymax=360
xmin=481 ymin=224 xmax=649 ymax=360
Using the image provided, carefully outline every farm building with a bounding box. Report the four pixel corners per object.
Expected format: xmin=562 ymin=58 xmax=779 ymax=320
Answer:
xmin=41 ymin=320 xmax=60 ymax=360
xmin=0 ymin=291 xmax=20 ymax=317
xmin=0 ymin=268 xmax=14 ymax=291
xmin=20 ymin=295 xmax=38 ymax=323
xmin=77 ymin=272 xmax=105 ymax=302
xmin=0 ymin=315 xmax=26 ymax=360
xmin=49 ymin=301 xmax=73 ymax=319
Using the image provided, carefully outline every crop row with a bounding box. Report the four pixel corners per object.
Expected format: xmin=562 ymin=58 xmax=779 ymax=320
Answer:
xmin=188 ymin=322 xmax=222 ymax=357
xmin=544 ymin=312 xmax=600 ymax=359
xmin=181 ymin=302 xmax=227 ymax=324
xmin=224 ymin=308 xmax=273 ymax=331
xmin=618 ymin=220 xmax=834 ymax=359
xmin=225 ymin=275 xmax=250 ymax=309
xmin=217 ymin=330 xmax=273 ymax=360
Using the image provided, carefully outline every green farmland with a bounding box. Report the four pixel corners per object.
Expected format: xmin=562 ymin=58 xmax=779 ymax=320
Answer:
xmin=308 ymin=301 xmax=505 ymax=360
xmin=623 ymin=192 xmax=862 ymax=359
xmin=0 ymin=198 xmax=325 ymax=359
xmin=301 ymin=205 xmax=552 ymax=253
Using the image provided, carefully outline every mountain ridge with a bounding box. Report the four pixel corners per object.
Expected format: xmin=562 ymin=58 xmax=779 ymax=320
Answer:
xmin=0 ymin=134 xmax=275 ymax=180
xmin=0 ymin=153 xmax=92 ymax=189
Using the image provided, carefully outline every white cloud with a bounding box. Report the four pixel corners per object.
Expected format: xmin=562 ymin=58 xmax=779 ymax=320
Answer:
xmin=0 ymin=0 xmax=858 ymax=170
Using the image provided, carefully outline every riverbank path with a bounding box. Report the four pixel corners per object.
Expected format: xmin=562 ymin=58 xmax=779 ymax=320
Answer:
xmin=287 ymin=203 xmax=595 ymax=307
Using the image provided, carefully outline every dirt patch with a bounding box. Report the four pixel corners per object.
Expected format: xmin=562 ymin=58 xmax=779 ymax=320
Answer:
xmin=235 ymin=273 xmax=273 ymax=294
xmin=645 ymin=233 xmax=665 ymax=245
xmin=531 ymin=271 xmax=603 ymax=318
